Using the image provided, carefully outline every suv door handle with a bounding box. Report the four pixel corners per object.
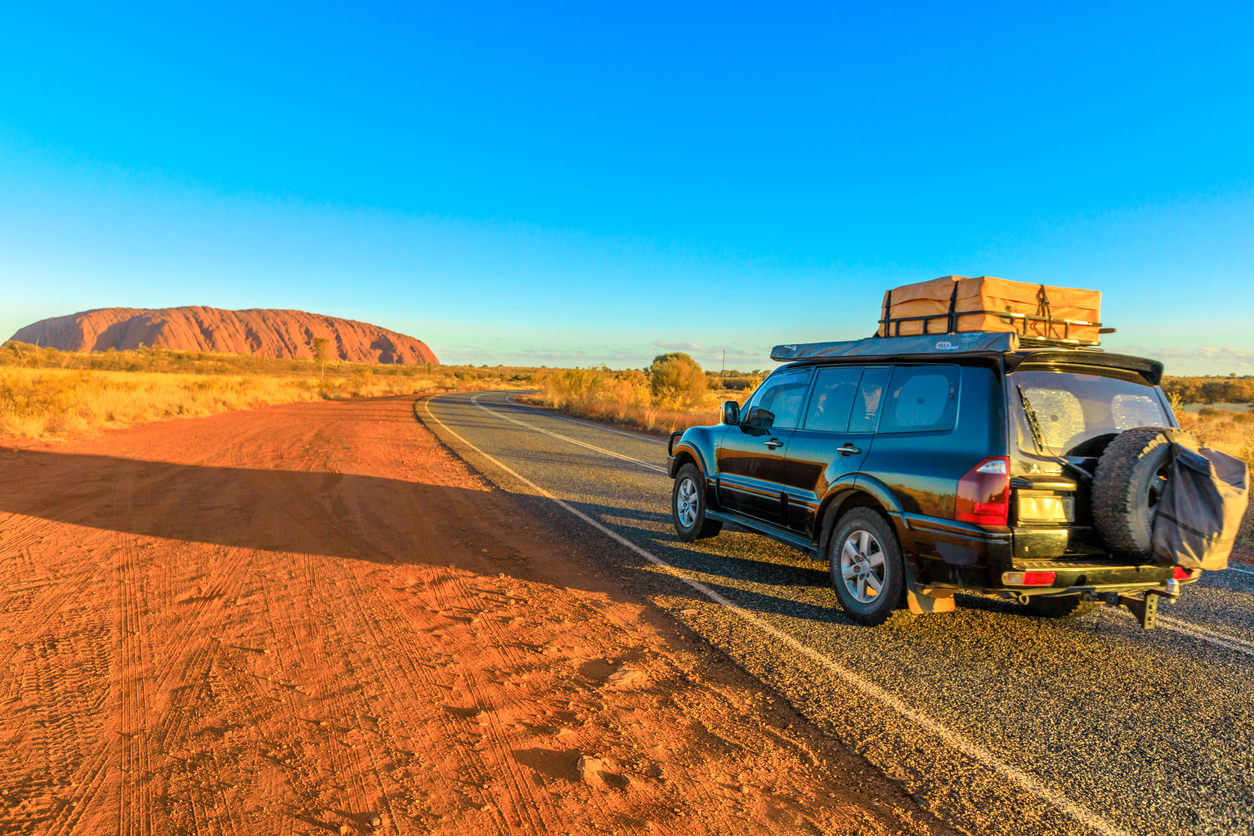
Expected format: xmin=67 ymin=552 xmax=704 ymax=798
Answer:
xmin=837 ymin=444 xmax=862 ymax=456
xmin=765 ymin=438 xmax=784 ymax=449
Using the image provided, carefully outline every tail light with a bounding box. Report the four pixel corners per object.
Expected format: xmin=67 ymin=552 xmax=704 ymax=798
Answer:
xmin=1002 ymin=571 xmax=1057 ymax=586
xmin=956 ymin=457 xmax=1010 ymax=527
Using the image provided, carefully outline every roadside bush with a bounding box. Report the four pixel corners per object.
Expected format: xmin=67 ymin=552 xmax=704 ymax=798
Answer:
xmin=524 ymin=358 xmax=759 ymax=437
xmin=717 ymin=372 xmax=765 ymax=392
xmin=649 ymin=353 xmax=707 ymax=410
xmin=1162 ymin=375 xmax=1254 ymax=406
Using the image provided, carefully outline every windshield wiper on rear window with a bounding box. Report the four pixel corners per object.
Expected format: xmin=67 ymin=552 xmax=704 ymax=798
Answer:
xmin=1017 ymin=384 xmax=1048 ymax=451
xmin=1016 ymin=384 xmax=1092 ymax=483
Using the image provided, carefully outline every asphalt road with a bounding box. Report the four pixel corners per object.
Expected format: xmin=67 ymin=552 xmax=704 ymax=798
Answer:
xmin=421 ymin=390 xmax=1254 ymax=836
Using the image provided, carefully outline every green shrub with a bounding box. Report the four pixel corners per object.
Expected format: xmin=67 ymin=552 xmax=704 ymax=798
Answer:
xmin=649 ymin=353 xmax=707 ymax=410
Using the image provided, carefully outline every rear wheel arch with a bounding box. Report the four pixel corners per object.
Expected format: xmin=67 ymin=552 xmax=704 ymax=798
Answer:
xmin=816 ymin=490 xmax=894 ymax=551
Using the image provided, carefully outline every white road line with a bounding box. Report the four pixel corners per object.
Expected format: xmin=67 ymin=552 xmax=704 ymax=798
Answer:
xmin=423 ymin=394 xmax=1131 ymax=836
xmin=504 ymin=394 xmax=668 ymax=445
xmin=1099 ymin=608 xmax=1254 ymax=657
xmin=1226 ymin=563 xmax=1254 ymax=577
xmin=469 ymin=393 xmax=667 ymax=474
xmin=1157 ymin=615 xmax=1254 ymax=656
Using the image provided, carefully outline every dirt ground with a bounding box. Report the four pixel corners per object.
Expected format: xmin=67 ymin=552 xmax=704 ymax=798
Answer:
xmin=0 ymin=395 xmax=949 ymax=836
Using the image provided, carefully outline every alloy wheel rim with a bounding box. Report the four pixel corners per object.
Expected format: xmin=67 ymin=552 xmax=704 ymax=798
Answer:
xmin=677 ymin=478 xmax=698 ymax=528
xmin=839 ymin=528 xmax=886 ymax=604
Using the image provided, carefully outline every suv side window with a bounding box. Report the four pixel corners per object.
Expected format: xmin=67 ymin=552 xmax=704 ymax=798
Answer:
xmin=849 ymin=367 xmax=890 ymax=433
xmin=878 ymin=365 xmax=960 ymax=433
xmin=803 ymin=367 xmax=863 ymax=432
xmin=748 ymin=369 xmax=812 ymax=430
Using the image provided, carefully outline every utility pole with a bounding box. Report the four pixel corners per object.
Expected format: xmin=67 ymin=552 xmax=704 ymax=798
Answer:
xmin=721 ymin=349 xmax=726 ymax=377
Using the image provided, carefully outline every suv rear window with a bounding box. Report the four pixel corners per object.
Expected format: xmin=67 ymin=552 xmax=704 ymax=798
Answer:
xmin=1010 ymin=369 xmax=1171 ymax=456
xmin=877 ymin=366 xmax=960 ymax=433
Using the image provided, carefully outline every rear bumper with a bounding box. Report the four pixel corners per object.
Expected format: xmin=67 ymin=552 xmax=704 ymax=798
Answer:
xmin=1008 ymin=559 xmax=1173 ymax=587
xmin=904 ymin=512 xmax=1204 ymax=595
xmin=994 ymin=563 xmax=1201 ymax=598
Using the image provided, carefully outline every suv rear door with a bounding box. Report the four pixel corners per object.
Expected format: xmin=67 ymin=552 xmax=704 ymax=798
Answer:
xmin=716 ymin=367 xmax=813 ymax=524
xmin=782 ymin=366 xmax=888 ymax=533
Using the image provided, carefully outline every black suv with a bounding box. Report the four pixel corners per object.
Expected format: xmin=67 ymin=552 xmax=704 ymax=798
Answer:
xmin=666 ymin=332 xmax=1199 ymax=627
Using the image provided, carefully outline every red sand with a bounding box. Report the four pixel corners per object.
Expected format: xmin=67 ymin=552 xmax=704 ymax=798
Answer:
xmin=0 ymin=395 xmax=946 ymax=836
xmin=10 ymin=306 xmax=439 ymax=365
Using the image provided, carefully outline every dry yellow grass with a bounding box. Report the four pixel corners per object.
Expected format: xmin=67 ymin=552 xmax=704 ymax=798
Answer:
xmin=0 ymin=368 xmax=436 ymax=439
xmin=523 ymin=366 xmax=753 ymax=437
xmin=521 ymin=394 xmax=728 ymax=437
xmin=1177 ymin=408 xmax=1254 ymax=465
xmin=1177 ymin=407 xmax=1254 ymax=555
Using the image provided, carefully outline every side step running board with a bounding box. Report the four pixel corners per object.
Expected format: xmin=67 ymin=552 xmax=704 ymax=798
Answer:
xmin=704 ymin=510 xmax=819 ymax=559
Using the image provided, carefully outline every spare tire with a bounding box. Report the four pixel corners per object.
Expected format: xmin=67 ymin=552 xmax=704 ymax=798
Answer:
xmin=1091 ymin=426 xmax=1196 ymax=559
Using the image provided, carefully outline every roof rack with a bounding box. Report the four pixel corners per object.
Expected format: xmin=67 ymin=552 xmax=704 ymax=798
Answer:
xmin=879 ymin=309 xmax=1114 ymax=347
xmin=1018 ymin=336 xmax=1106 ymax=350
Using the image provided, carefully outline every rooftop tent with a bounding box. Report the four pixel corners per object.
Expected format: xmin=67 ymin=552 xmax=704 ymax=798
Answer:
xmin=771 ymin=332 xmax=1019 ymax=363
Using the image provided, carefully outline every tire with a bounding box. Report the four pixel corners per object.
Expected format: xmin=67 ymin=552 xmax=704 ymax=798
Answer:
xmin=672 ymin=463 xmax=723 ymax=541
xmin=1024 ymin=595 xmax=1096 ymax=619
xmin=1091 ymin=427 xmax=1196 ymax=559
xmin=829 ymin=508 xmax=906 ymax=626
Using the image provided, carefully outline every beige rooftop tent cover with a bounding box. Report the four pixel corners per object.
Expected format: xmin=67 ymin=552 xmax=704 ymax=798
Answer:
xmin=877 ymin=276 xmax=1103 ymax=343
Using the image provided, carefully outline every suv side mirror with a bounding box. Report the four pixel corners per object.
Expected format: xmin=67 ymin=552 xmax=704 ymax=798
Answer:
xmin=722 ymin=401 xmax=740 ymax=425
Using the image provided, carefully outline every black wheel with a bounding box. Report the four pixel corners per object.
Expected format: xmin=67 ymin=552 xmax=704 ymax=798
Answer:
xmin=1024 ymin=595 xmax=1096 ymax=619
xmin=672 ymin=463 xmax=722 ymax=541
xmin=828 ymin=508 xmax=906 ymax=626
xmin=1091 ymin=427 xmax=1196 ymax=559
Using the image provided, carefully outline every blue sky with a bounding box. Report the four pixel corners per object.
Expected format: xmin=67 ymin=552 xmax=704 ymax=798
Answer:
xmin=1 ymin=2 xmax=1252 ymax=374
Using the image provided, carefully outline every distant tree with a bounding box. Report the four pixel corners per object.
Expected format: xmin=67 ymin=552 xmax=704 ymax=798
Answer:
xmin=649 ymin=352 xmax=707 ymax=409
xmin=313 ymin=337 xmax=331 ymax=379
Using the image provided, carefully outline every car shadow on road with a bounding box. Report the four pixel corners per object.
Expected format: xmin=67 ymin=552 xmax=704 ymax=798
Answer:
xmin=0 ymin=445 xmax=877 ymax=631
xmin=0 ymin=446 xmax=585 ymax=580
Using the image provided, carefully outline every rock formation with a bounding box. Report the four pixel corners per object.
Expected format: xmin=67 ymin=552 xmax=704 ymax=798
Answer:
xmin=9 ymin=307 xmax=439 ymax=365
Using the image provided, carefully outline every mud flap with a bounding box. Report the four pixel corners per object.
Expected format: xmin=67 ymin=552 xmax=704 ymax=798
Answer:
xmin=907 ymin=588 xmax=956 ymax=614
xmin=902 ymin=557 xmax=956 ymax=614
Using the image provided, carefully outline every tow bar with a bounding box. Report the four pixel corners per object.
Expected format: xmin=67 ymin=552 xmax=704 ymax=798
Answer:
xmin=1108 ymin=579 xmax=1181 ymax=630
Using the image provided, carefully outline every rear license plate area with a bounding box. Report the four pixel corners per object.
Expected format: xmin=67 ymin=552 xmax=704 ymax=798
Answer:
xmin=1016 ymin=491 xmax=1074 ymax=524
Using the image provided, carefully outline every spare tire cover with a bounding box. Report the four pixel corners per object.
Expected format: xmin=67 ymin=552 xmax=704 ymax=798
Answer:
xmin=1091 ymin=426 xmax=1196 ymax=559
